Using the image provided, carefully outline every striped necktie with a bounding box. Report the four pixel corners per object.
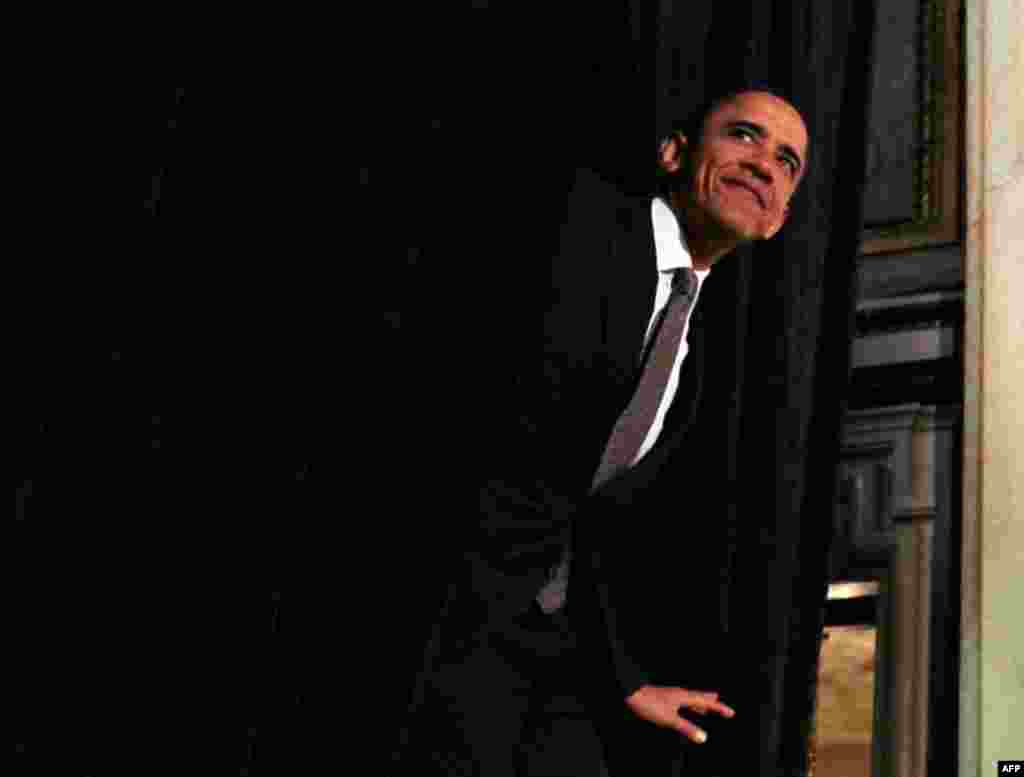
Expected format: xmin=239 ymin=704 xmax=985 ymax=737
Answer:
xmin=536 ymin=267 xmax=700 ymax=613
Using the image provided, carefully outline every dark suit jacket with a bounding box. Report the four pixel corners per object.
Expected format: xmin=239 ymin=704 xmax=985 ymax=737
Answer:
xmin=417 ymin=167 xmax=721 ymax=745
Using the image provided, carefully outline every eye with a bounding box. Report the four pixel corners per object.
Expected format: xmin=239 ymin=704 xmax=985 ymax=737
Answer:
xmin=779 ymin=155 xmax=798 ymax=175
xmin=730 ymin=126 xmax=757 ymax=142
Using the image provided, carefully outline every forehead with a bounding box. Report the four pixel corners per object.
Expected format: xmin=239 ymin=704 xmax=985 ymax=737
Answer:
xmin=705 ymin=91 xmax=809 ymax=157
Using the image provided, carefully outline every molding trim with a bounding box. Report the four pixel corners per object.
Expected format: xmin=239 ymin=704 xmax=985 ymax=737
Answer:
xmin=848 ymin=359 xmax=962 ymax=410
xmin=860 ymin=0 xmax=963 ymax=254
xmin=857 ymin=243 xmax=963 ymax=301
xmin=855 ymin=291 xmax=963 ymax=335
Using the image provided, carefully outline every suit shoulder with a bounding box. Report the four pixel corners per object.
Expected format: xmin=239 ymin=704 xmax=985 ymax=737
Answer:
xmin=560 ymin=169 xmax=650 ymax=237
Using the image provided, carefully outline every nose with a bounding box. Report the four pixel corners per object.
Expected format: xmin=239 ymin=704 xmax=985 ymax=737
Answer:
xmin=741 ymin=152 xmax=774 ymax=183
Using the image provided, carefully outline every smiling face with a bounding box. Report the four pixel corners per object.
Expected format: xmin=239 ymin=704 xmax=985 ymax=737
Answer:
xmin=660 ymin=91 xmax=809 ymax=267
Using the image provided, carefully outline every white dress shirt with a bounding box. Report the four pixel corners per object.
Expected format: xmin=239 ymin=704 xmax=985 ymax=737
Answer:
xmin=628 ymin=196 xmax=709 ymax=465
xmin=536 ymin=196 xmax=710 ymax=614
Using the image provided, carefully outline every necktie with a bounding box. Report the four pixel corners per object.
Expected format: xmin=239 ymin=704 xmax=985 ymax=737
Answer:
xmin=536 ymin=267 xmax=700 ymax=613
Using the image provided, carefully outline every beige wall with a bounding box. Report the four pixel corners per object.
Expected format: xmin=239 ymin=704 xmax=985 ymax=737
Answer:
xmin=961 ymin=0 xmax=1024 ymax=773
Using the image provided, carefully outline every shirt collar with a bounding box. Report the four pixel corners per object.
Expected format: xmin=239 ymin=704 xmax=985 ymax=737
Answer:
xmin=651 ymin=196 xmax=710 ymax=282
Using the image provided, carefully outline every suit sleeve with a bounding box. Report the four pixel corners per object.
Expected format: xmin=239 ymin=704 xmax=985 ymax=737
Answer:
xmin=574 ymin=314 xmax=711 ymax=701
xmin=476 ymin=170 xmax=666 ymax=700
xmin=414 ymin=165 xmax=666 ymax=700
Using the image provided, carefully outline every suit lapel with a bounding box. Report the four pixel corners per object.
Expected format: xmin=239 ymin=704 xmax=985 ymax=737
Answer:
xmin=661 ymin=300 xmax=705 ymax=435
xmin=603 ymin=194 xmax=658 ymax=380
xmin=591 ymin=302 xmax=706 ymax=501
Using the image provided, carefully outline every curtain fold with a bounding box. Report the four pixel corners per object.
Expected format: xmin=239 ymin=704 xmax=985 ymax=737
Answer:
xmin=383 ymin=1 xmax=875 ymax=773
xmin=463 ymin=1 xmax=877 ymax=772
xmin=649 ymin=2 xmax=877 ymax=774
xmin=369 ymin=2 xmax=876 ymax=772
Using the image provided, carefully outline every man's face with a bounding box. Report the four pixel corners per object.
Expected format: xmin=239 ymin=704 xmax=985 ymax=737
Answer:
xmin=669 ymin=91 xmax=809 ymax=245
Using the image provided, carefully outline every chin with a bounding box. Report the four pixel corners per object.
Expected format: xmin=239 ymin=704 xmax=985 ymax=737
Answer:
xmin=716 ymin=216 xmax=764 ymax=243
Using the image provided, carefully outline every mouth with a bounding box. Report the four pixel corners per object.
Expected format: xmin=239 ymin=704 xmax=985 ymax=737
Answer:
xmin=721 ymin=177 xmax=766 ymax=208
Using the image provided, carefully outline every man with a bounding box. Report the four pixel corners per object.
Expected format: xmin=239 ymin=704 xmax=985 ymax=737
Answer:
xmin=399 ymin=89 xmax=810 ymax=776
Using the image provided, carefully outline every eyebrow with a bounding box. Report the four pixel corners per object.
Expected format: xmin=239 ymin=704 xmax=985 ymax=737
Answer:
xmin=727 ymin=120 xmax=804 ymax=172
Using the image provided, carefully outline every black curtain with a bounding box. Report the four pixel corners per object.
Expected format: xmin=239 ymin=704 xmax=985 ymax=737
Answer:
xmin=15 ymin=88 xmax=282 ymax=772
xmin=14 ymin=3 xmax=873 ymax=769
xmin=679 ymin=3 xmax=876 ymax=774
xmin=386 ymin=1 xmax=876 ymax=775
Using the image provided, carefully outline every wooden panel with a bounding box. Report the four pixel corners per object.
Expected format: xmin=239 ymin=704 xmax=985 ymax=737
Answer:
xmin=859 ymin=0 xmax=962 ymax=254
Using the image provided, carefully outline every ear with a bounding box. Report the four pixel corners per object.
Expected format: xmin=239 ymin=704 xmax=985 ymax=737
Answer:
xmin=657 ymin=131 xmax=688 ymax=175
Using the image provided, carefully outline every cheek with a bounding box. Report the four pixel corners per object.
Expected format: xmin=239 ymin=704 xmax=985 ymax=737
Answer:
xmin=696 ymin=164 xmax=721 ymax=201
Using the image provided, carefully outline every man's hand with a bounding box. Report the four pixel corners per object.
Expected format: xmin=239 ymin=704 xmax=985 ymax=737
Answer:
xmin=625 ymin=685 xmax=736 ymax=744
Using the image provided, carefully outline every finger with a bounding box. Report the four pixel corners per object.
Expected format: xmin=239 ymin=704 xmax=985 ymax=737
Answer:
xmin=708 ymin=700 xmax=736 ymax=718
xmin=684 ymin=690 xmax=719 ymax=699
xmin=672 ymin=714 xmax=708 ymax=744
xmin=675 ymin=691 xmax=735 ymax=716
xmin=677 ymin=704 xmax=709 ymax=716
xmin=677 ymin=697 xmax=736 ymax=719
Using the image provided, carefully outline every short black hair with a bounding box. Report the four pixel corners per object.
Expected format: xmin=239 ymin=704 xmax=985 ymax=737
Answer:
xmin=672 ymin=84 xmax=804 ymax=150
